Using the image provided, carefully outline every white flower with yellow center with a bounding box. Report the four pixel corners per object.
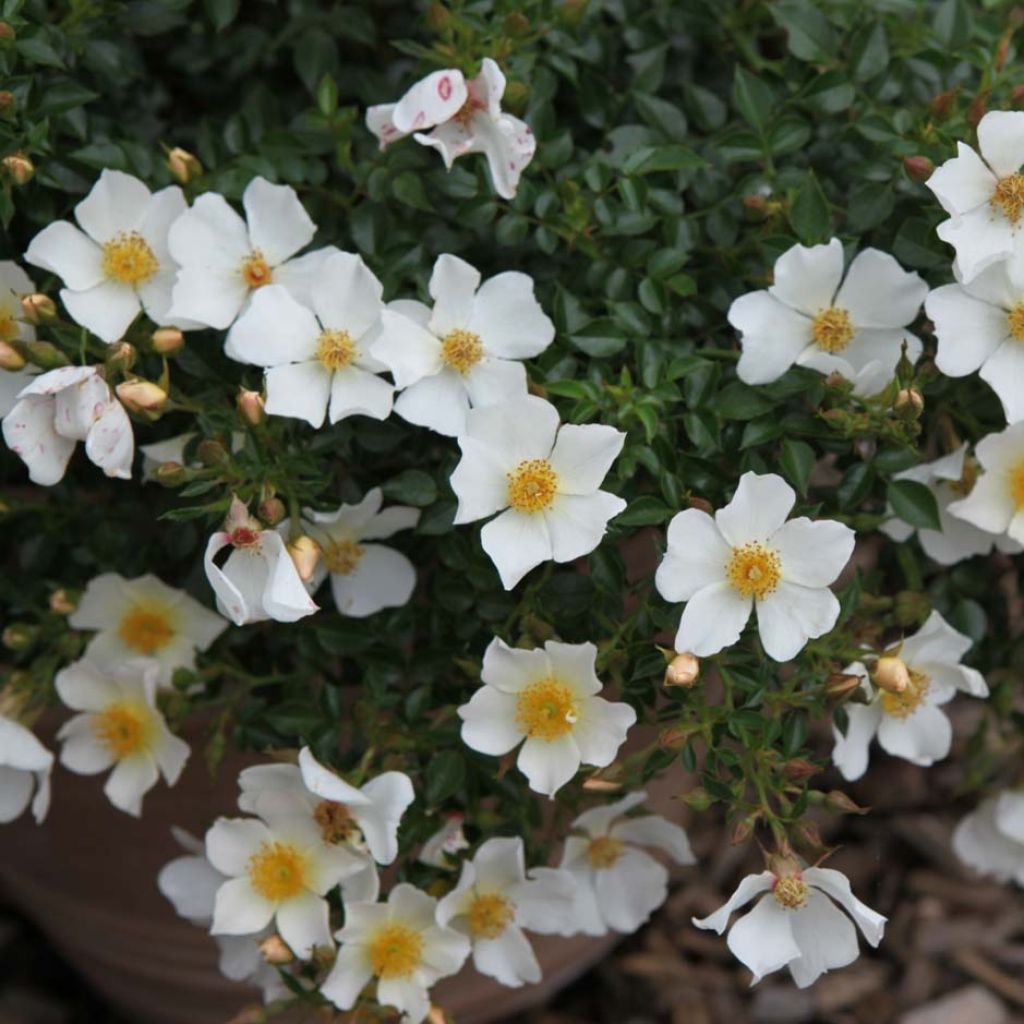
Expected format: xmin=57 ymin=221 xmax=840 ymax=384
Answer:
xmin=371 ymin=254 xmax=554 ymax=437
xmin=693 ymin=864 xmax=886 ymax=988
xmin=69 ymin=572 xmax=227 ymax=688
xmin=655 ymin=472 xmax=855 ymax=661
xmin=418 ymin=813 xmax=469 ymax=869
xmin=953 ymin=791 xmax=1024 ymax=887
xmin=366 ymin=59 xmax=536 ymax=200
xmin=226 ymin=252 xmax=394 ymax=427
xmin=320 ymin=883 xmax=470 ymax=1023
xmin=203 ymin=496 xmax=319 ymax=626
xmin=25 ymin=170 xmax=186 ymax=342
xmin=457 ymin=637 xmax=636 ymax=798
xmin=206 ymin=811 xmax=365 ymax=960
xmin=831 ymin=611 xmax=988 ymax=781
xmin=2 ymin=365 xmax=134 ymax=485
xmin=54 ymin=658 xmax=190 ymax=817
xmin=927 ymin=110 xmax=1024 ymax=282
xmin=557 ymin=791 xmax=694 ymax=937
xmin=435 ymin=836 xmax=576 ymax=988
xmin=167 ymin=175 xmax=333 ymax=329
xmin=730 ymin=238 xmax=926 ymax=396
xmin=0 ymin=714 xmax=53 ymax=825
xmin=947 ymin=420 xmax=1024 ymax=543
xmin=450 ymin=395 xmax=626 ymax=590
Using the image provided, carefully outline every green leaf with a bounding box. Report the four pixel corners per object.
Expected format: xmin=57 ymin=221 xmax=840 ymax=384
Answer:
xmin=771 ymin=0 xmax=838 ymax=63
xmin=716 ymin=382 xmax=776 ymax=420
xmin=732 ymin=67 xmax=773 ymax=133
xmin=779 ymin=439 xmax=816 ymax=495
xmin=634 ymin=93 xmax=688 ymax=140
xmin=425 ymin=751 xmax=465 ymax=805
xmin=887 ymin=479 xmax=942 ymax=531
xmin=788 ymin=172 xmax=831 ymax=244
xmin=16 ymin=36 xmax=65 ymax=68
xmin=847 ymin=181 xmax=895 ymax=232
xmin=616 ymin=495 xmax=672 ymax=527
xmin=935 ymin=0 xmax=972 ymax=49
xmin=382 ymin=470 xmax=437 ymax=507
xmin=850 ymin=22 xmax=889 ymax=82
xmin=622 ymin=144 xmax=703 ymax=175
xmin=570 ymin=319 xmax=627 ymax=357
xmin=392 ymin=172 xmax=432 ymax=211
xmin=204 ymin=0 xmax=240 ymax=31
xmin=316 ymin=74 xmax=338 ymax=116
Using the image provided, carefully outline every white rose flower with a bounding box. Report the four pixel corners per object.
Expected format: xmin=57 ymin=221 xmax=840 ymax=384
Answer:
xmin=457 ymin=637 xmax=636 ymax=798
xmin=2 ymin=365 xmax=134 ymax=485
xmin=450 ymin=395 xmax=626 ymax=589
xmin=54 ymin=657 xmax=190 ymax=817
xmin=371 ymin=253 xmax=554 ymax=437
xmin=226 ymin=252 xmax=394 ymax=427
xmin=831 ymin=610 xmax=988 ymax=780
xmin=418 ymin=813 xmax=470 ymax=869
xmin=203 ymin=496 xmax=319 ymax=626
xmin=25 ymin=170 xmax=186 ymax=342
xmin=947 ymin=420 xmax=1024 ymax=543
xmin=0 ymin=714 xmax=53 ymax=824
xmin=366 ymin=59 xmax=535 ymax=200
xmin=320 ymin=883 xmax=470 ymax=1023
xmin=953 ymin=791 xmax=1024 ymax=886
xmin=693 ymin=864 xmax=886 ymax=988
xmin=436 ymin=836 xmax=576 ymax=988
xmin=557 ymin=791 xmax=694 ymax=936
xmin=69 ymin=572 xmax=227 ymax=688
xmin=655 ymin=472 xmax=855 ymax=661
xmin=730 ymin=238 xmax=926 ymax=396
xmin=927 ymin=110 xmax=1024 ymax=282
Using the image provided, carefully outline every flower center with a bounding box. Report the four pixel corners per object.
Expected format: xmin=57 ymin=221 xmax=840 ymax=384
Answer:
xmin=880 ymin=668 xmax=931 ymax=718
xmin=241 ymin=251 xmax=273 ymax=289
xmin=367 ymin=923 xmax=424 ymax=979
xmin=92 ymin=701 xmax=152 ymax=759
xmin=313 ymin=799 xmax=357 ymax=844
xmin=992 ymin=173 xmax=1024 ymax=225
xmin=316 ymin=329 xmax=357 ymax=371
xmin=323 ymin=538 xmax=363 ymax=575
xmin=811 ymin=306 xmax=855 ymax=353
xmin=585 ymin=835 xmax=625 ymax=870
xmin=773 ymin=875 xmax=808 ymax=910
xmin=725 ymin=543 xmax=782 ymax=600
xmin=102 ymin=232 xmax=159 ymax=286
xmin=515 ymin=677 xmax=578 ymax=740
xmin=440 ymin=329 xmax=484 ymax=374
xmin=466 ymin=892 xmax=515 ymax=939
xmin=117 ymin=604 xmax=175 ymax=655
xmin=1007 ymin=303 xmax=1024 ymax=342
xmin=506 ymin=459 xmax=559 ymax=514
xmin=248 ymin=841 xmax=309 ymax=902
xmin=1010 ymin=460 xmax=1024 ymax=509
xmin=229 ymin=527 xmax=261 ymax=549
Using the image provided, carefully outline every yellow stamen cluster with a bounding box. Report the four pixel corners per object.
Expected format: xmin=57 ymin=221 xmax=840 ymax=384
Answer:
xmin=811 ymin=306 xmax=855 ymax=353
xmin=241 ymin=251 xmax=273 ymax=289
xmin=102 ymin=232 xmax=159 ymax=285
xmin=515 ymin=677 xmax=579 ymax=740
xmin=316 ymin=329 xmax=357 ymax=371
xmin=992 ymin=173 xmax=1024 ymax=224
xmin=1010 ymin=460 xmax=1024 ymax=510
xmin=440 ymin=329 xmax=484 ymax=374
xmin=466 ymin=892 xmax=515 ymax=939
xmin=1008 ymin=303 xmax=1024 ymax=342
xmin=314 ymin=799 xmax=356 ymax=844
xmin=248 ymin=842 xmax=308 ymax=902
xmin=323 ymin=538 xmax=364 ymax=575
xmin=506 ymin=459 xmax=559 ymax=513
xmin=118 ymin=605 xmax=175 ymax=654
xmin=725 ymin=543 xmax=782 ymax=600
xmin=92 ymin=701 xmax=152 ymax=759
xmin=367 ymin=923 xmax=424 ymax=979
xmin=585 ymin=835 xmax=625 ymax=870
xmin=773 ymin=874 xmax=808 ymax=910
xmin=880 ymin=668 xmax=931 ymax=718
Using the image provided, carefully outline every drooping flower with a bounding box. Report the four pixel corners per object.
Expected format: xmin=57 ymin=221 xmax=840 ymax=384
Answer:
xmin=557 ymin=791 xmax=694 ymax=936
xmin=655 ymin=472 xmax=855 ymax=661
xmin=831 ymin=611 xmax=988 ymax=780
xmin=366 ymin=59 xmax=535 ymax=200
xmin=203 ymin=496 xmax=318 ymax=626
xmin=418 ymin=813 xmax=470 ymax=869
xmin=436 ymin=836 xmax=576 ymax=987
xmin=927 ymin=110 xmax=1024 ymax=282
xmin=730 ymin=238 xmax=926 ymax=396
xmin=371 ymin=254 xmax=554 ymax=436
xmin=693 ymin=863 xmax=887 ymax=987
xmin=25 ymin=170 xmax=187 ymax=342
xmin=880 ymin=444 xmax=1021 ymax=564
xmin=54 ymin=658 xmax=190 ymax=816
xmin=0 ymin=714 xmax=53 ymax=824
xmin=953 ymin=791 xmax=1024 ymax=886
xmin=450 ymin=396 xmax=626 ymax=589
xmin=226 ymin=252 xmax=394 ymax=427
xmin=69 ymin=573 xmax=227 ymax=688
xmin=319 ymin=883 xmax=470 ymax=1023
xmin=2 ymin=365 xmax=134 ymax=485
xmin=458 ymin=637 xmax=636 ymax=798
xmin=947 ymin=421 xmax=1024 ymax=543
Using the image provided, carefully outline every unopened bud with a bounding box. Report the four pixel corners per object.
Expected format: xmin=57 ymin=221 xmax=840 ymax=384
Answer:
xmin=21 ymin=294 xmax=57 ymax=325
xmin=502 ymin=80 xmax=529 ymax=111
xmin=664 ymin=652 xmax=699 ymax=688
xmin=894 ymin=590 xmax=931 ymax=627
xmin=0 ymin=683 xmax=30 ymax=720
xmin=0 ymin=22 xmax=14 ymax=40
xmin=116 ymin=379 xmax=168 ymax=416
xmin=154 ymin=461 xmax=187 ymax=486
xmin=287 ymin=535 xmax=320 ymax=582
xmin=967 ymin=91 xmax=988 ymax=127
xmin=258 ymin=934 xmax=294 ymax=965
xmin=903 ymin=155 xmax=934 ymax=182
xmin=742 ymin=194 xmax=769 ymax=215
xmin=793 ymin=820 xmax=824 ymax=852
xmin=560 ymin=0 xmax=587 ymax=25
xmin=582 ymin=776 xmax=623 ymax=792
xmin=166 ymin=147 xmax=202 ymax=184
xmin=258 ymin=496 xmax=286 ymax=526
xmin=151 ymin=327 xmax=184 ymax=354
xmin=24 ymin=340 xmax=70 ymax=368
xmin=824 ymin=789 xmax=869 ymax=815
xmin=929 ymin=88 xmax=957 ymax=119
xmin=504 ymin=12 xmax=530 ymax=35
xmin=1013 ymin=84 xmax=1024 ymax=109
xmin=688 ymin=496 xmax=713 ymax=515
xmin=682 ymin=786 xmax=712 ymax=811
xmin=657 ymin=726 xmax=689 ymax=750
xmin=997 ymin=33 xmax=1011 ymax=71
xmin=825 ymin=672 xmax=864 ymax=700
xmin=873 ymin=655 xmax=910 ymax=694
xmin=2 ymin=624 xmax=36 ymax=650
xmin=0 ymin=91 xmax=16 ymax=118
xmin=0 ymin=340 xmax=26 ymax=370
xmin=237 ymin=388 xmax=265 ymax=426
xmin=2 ymin=152 xmax=33 ymax=185
xmin=731 ymin=816 xmax=756 ymax=845
xmin=105 ymin=341 xmax=137 ymax=374
xmin=781 ymin=758 xmax=820 ymax=782
xmin=197 ymin=439 xmax=229 ymax=467
xmin=425 ymin=3 xmax=451 ymax=31
xmin=48 ymin=589 xmax=77 ymax=615
xmin=894 ymin=387 xmax=924 ymax=419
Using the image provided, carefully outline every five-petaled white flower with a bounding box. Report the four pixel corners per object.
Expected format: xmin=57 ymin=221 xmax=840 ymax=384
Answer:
xmin=320 ymin=882 xmax=470 ymax=1023
xmin=693 ymin=863 xmax=887 ymax=988
xmin=25 ymin=170 xmax=186 ymax=342
xmin=0 ymin=714 xmax=53 ymax=824
xmin=927 ymin=110 xmax=1024 ymax=282
xmin=302 ymin=488 xmax=419 ymax=618
xmin=831 ymin=610 xmax=988 ymax=780
xmin=450 ymin=395 xmax=626 ymax=589
xmin=54 ymin=657 xmax=190 ymax=817
xmin=953 ymin=791 xmax=1024 ymax=887
xmin=2 ymin=365 xmax=134 ymax=485
xmin=655 ymin=472 xmax=855 ymax=661
xmin=457 ymin=637 xmax=636 ymax=798
xmin=226 ymin=252 xmax=394 ymax=427
xmin=947 ymin=420 xmax=1024 ymax=544
xmin=203 ymin=496 xmax=319 ymax=626
xmin=69 ymin=572 xmax=227 ymax=688
xmin=730 ymin=238 xmax=926 ymax=396
xmin=372 ymin=253 xmax=554 ymax=437
xmin=558 ymin=791 xmax=695 ymax=937
xmin=366 ymin=59 xmax=535 ymax=200
xmin=436 ymin=836 xmax=576 ymax=988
